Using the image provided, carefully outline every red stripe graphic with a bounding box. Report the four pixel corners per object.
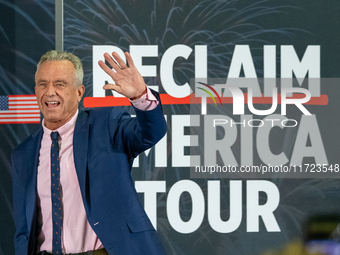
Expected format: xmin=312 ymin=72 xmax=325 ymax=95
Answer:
xmin=83 ymin=93 xmax=329 ymax=108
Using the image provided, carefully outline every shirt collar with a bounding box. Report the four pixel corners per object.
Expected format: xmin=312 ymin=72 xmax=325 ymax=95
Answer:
xmin=42 ymin=109 xmax=79 ymax=140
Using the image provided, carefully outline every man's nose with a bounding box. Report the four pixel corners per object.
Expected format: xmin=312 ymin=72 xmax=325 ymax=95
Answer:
xmin=45 ymin=83 xmax=57 ymax=96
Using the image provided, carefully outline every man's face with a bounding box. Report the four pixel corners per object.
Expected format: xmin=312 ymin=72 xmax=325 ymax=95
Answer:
xmin=35 ymin=60 xmax=85 ymax=130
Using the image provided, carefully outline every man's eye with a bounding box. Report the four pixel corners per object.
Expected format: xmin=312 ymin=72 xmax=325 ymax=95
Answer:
xmin=56 ymin=83 xmax=64 ymax=87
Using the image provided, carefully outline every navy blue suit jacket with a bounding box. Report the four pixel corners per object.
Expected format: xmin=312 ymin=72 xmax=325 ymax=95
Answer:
xmin=11 ymin=96 xmax=167 ymax=255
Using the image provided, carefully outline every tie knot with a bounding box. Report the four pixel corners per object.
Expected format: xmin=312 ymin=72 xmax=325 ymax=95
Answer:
xmin=51 ymin=131 xmax=59 ymax=141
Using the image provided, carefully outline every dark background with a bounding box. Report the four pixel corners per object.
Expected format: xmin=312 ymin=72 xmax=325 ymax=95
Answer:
xmin=1 ymin=0 xmax=340 ymax=254
xmin=0 ymin=1 xmax=54 ymax=254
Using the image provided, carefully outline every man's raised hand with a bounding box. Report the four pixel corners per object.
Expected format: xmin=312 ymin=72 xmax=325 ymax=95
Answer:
xmin=98 ymin=51 xmax=146 ymax=100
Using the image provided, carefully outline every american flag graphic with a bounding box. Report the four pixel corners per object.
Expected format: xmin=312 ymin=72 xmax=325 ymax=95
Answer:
xmin=0 ymin=95 xmax=41 ymax=124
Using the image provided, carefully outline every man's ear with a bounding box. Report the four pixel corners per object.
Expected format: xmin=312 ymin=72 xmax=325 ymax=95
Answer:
xmin=77 ymin=85 xmax=85 ymax=102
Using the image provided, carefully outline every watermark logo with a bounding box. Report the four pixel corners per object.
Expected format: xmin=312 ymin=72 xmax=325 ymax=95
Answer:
xmin=194 ymin=79 xmax=314 ymax=116
xmin=196 ymin=82 xmax=222 ymax=106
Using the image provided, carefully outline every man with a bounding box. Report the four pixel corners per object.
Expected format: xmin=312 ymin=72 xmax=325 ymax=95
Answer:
xmin=11 ymin=50 xmax=167 ymax=255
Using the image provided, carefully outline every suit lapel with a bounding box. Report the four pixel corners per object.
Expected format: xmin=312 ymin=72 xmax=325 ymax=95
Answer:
xmin=73 ymin=110 xmax=90 ymax=212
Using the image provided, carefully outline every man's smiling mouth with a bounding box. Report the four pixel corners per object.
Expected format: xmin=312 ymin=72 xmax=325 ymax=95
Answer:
xmin=45 ymin=101 xmax=60 ymax=107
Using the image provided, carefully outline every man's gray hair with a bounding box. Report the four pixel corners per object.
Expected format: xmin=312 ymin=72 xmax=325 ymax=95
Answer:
xmin=37 ymin=50 xmax=84 ymax=87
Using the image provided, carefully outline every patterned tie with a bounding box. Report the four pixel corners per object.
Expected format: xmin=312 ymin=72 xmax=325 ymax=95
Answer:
xmin=50 ymin=131 xmax=63 ymax=254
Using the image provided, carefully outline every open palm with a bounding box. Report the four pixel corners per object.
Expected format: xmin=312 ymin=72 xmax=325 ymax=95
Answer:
xmin=98 ymin=51 xmax=146 ymax=100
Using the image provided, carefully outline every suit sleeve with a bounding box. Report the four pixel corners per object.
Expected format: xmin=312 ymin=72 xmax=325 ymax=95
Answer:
xmin=108 ymin=89 xmax=167 ymax=158
xmin=11 ymin=151 xmax=30 ymax=255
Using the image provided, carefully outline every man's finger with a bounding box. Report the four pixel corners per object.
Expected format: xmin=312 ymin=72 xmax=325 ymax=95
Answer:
xmin=103 ymin=83 xmax=119 ymax=91
xmin=125 ymin=52 xmax=135 ymax=69
xmin=103 ymin=53 xmax=122 ymax=72
xmin=98 ymin=60 xmax=117 ymax=77
xmin=111 ymin=52 xmax=127 ymax=69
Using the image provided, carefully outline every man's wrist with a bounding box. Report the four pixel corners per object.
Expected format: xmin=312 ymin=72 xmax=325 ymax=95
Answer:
xmin=130 ymin=87 xmax=159 ymax=111
xmin=130 ymin=86 xmax=147 ymax=101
